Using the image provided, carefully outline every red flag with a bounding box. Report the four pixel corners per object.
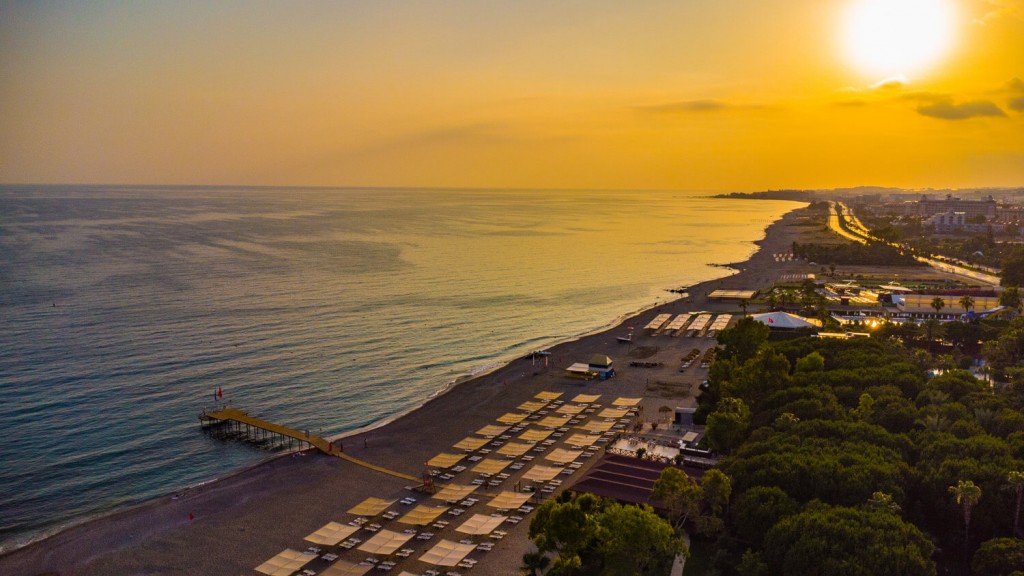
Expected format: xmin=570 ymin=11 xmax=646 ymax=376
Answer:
xmin=189 ymin=512 xmax=194 ymax=521
xmin=217 ymin=387 xmax=223 ymax=399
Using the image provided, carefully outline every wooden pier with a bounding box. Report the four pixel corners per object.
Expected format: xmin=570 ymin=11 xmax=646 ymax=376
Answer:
xmin=199 ymin=407 xmax=419 ymax=482
xmin=199 ymin=407 xmax=339 ymax=455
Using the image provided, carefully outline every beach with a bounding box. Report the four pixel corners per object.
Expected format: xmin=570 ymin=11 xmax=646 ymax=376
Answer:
xmin=0 ymin=206 xmax=810 ymax=576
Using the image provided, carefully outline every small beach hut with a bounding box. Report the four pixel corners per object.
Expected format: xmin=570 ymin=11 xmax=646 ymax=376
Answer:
xmin=588 ymin=354 xmax=614 ymax=380
xmin=565 ymin=362 xmax=597 ymax=380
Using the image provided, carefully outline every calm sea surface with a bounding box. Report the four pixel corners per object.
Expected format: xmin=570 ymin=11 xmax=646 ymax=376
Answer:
xmin=0 ymin=185 xmax=800 ymax=551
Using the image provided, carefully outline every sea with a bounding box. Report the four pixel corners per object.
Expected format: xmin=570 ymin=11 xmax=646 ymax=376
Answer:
xmin=0 ymin=185 xmax=801 ymax=553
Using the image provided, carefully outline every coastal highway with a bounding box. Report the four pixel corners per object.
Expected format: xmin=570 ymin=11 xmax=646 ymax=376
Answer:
xmin=827 ymin=201 xmax=1002 ymax=287
xmin=915 ymin=256 xmax=1002 ymax=287
xmin=827 ymin=201 xmax=868 ymax=244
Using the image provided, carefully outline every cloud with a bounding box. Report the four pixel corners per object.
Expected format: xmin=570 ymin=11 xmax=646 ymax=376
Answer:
xmin=1009 ymin=78 xmax=1024 ymax=93
xmin=637 ymin=99 xmax=771 ymax=114
xmin=833 ymin=99 xmax=868 ymax=107
xmin=640 ymin=99 xmax=729 ymax=113
xmin=916 ymin=97 xmax=1007 ymax=120
xmin=871 ymin=75 xmax=910 ymax=91
xmin=1010 ymin=96 xmax=1024 ymax=112
xmin=976 ymin=0 xmax=1024 ymax=25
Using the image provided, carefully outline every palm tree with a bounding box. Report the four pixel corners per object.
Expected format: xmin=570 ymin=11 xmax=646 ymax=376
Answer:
xmin=740 ymin=299 xmax=749 ymax=316
xmin=949 ymin=479 xmax=982 ymax=556
xmin=959 ymin=294 xmax=975 ymax=315
xmin=931 ymin=297 xmax=945 ymax=317
xmin=923 ymin=319 xmax=942 ymax=352
xmin=1008 ymin=471 xmax=1024 ymax=537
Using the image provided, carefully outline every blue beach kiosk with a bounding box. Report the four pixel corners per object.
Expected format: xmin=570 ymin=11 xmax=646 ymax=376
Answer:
xmin=588 ymin=354 xmax=615 ymax=380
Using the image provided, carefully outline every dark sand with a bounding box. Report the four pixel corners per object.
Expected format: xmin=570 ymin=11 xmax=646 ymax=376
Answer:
xmin=0 ymin=207 xmax=811 ymax=576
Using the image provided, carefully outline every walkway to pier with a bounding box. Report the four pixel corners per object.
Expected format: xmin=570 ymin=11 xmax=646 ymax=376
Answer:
xmin=200 ymin=408 xmax=419 ymax=482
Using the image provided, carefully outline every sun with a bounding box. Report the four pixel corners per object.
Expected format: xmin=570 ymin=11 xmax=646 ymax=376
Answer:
xmin=841 ymin=0 xmax=957 ymax=80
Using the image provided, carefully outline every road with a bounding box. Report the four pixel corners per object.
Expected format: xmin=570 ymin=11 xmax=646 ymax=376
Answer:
xmin=827 ymin=201 xmax=1002 ymax=287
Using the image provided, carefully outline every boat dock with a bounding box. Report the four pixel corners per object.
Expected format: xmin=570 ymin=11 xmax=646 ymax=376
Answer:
xmin=199 ymin=407 xmax=338 ymax=455
xmin=199 ymin=407 xmax=419 ymax=482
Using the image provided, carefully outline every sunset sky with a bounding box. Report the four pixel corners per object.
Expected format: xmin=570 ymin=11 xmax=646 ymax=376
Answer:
xmin=1 ymin=1 xmax=1022 ymax=191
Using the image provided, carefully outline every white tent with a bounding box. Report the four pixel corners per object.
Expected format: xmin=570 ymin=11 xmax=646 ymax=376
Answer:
xmin=321 ymin=559 xmax=374 ymax=576
xmin=255 ymin=549 xmax=314 ymax=576
xmin=750 ymin=311 xmax=819 ymax=329
xmin=357 ymin=529 xmax=414 ymax=555
xmin=304 ymin=521 xmax=359 ymax=546
xmin=456 ymin=513 xmax=508 ymax=535
xmin=419 ymin=539 xmax=478 ymax=567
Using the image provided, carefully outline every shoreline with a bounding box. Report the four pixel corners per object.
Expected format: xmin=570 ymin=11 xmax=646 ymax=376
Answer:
xmin=0 ymin=204 xmax=809 ymax=576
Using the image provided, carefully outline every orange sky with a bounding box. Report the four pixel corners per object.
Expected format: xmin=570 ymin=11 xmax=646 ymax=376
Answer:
xmin=1 ymin=1 xmax=1021 ymax=190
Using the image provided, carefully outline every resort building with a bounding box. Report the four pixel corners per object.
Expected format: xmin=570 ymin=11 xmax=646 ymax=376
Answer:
xmin=884 ymin=194 xmax=997 ymax=220
xmin=894 ymin=294 xmax=999 ymax=315
xmin=925 ymin=211 xmax=966 ymax=233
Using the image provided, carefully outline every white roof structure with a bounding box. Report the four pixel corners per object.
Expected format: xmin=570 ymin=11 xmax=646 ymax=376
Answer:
xmin=456 ymin=513 xmax=508 ymax=535
xmin=751 ymin=311 xmax=820 ymax=329
xmin=579 ymin=420 xmax=614 ymax=433
xmin=708 ymin=289 xmax=757 ymax=300
xmin=255 ymin=548 xmax=314 ymax=576
xmin=304 ymin=521 xmax=359 ymax=546
xmin=598 ymin=408 xmax=629 ymax=419
xmin=432 ymin=484 xmax=479 ymax=502
xmin=565 ymin=362 xmax=594 ymax=374
xmin=419 ymin=539 xmax=478 ymax=567
xmin=496 ymin=412 xmax=528 ymax=424
xmin=453 ymin=436 xmax=489 ymax=451
xmin=486 ymin=491 xmax=533 ymax=509
xmin=681 ymin=431 xmax=699 ymax=443
xmin=709 ymin=314 xmax=733 ymax=330
xmin=612 ymin=397 xmax=643 ymax=407
xmin=665 ymin=314 xmax=692 ymax=331
xmin=472 ymin=458 xmax=511 ymax=475
xmin=878 ymin=284 xmax=913 ymax=292
xmin=427 ymin=453 xmax=465 ymax=468
xmin=563 ymin=433 xmax=599 ymax=447
xmin=496 ymin=442 xmax=533 ymax=457
xmin=347 ymin=497 xmax=396 ymax=516
xmin=522 ymin=465 xmax=564 ymax=482
xmin=357 ymin=529 xmax=414 ymax=555
xmin=518 ymin=428 xmax=553 ymax=442
xmin=476 ymin=424 xmax=509 ymax=437
xmin=644 ymin=313 xmax=672 ymax=330
xmin=321 ymin=559 xmax=373 ymax=576
xmin=534 ymin=391 xmax=563 ymax=401
xmin=518 ymin=400 xmax=548 ymax=412
xmin=555 ymin=403 xmax=585 ymax=415
xmin=545 ymin=448 xmax=584 ymax=463
xmin=397 ymin=504 xmax=449 ymax=525
xmin=537 ymin=415 xmax=570 ymax=428
xmin=687 ymin=314 xmax=712 ymax=332
xmin=571 ymin=394 xmax=601 ymax=403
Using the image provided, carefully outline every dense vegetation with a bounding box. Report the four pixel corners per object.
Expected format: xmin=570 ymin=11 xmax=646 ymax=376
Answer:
xmin=526 ymin=316 xmax=1024 ymax=574
xmin=791 ymin=240 xmax=921 ymax=267
xmin=524 ymin=492 xmax=685 ymax=575
xmin=712 ymin=190 xmax=816 ymax=202
xmin=690 ymin=317 xmax=1024 ymax=575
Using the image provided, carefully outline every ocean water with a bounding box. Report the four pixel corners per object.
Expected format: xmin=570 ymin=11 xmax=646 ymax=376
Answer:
xmin=0 ymin=185 xmax=800 ymax=552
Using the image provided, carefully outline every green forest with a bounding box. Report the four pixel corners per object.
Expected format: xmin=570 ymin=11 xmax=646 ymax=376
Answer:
xmin=694 ymin=317 xmax=1024 ymax=576
xmin=527 ymin=316 xmax=1024 ymax=575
